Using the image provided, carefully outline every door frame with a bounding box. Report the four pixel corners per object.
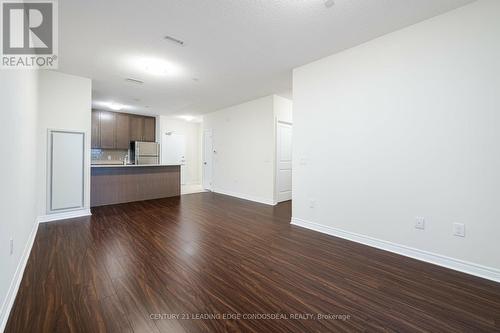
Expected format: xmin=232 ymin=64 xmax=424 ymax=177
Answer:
xmin=275 ymin=120 xmax=293 ymax=204
xmin=202 ymin=129 xmax=214 ymax=191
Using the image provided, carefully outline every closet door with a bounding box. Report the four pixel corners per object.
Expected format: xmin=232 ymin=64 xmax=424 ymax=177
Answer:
xmin=49 ymin=130 xmax=85 ymax=212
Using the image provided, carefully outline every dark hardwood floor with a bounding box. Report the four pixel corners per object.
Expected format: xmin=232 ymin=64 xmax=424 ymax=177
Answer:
xmin=6 ymin=192 xmax=500 ymax=332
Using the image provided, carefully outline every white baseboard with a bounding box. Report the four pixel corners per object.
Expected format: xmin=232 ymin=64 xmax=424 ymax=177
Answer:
xmin=213 ymin=188 xmax=276 ymax=206
xmin=291 ymin=217 xmax=500 ymax=283
xmin=0 ymin=219 xmax=38 ymax=332
xmin=37 ymin=208 xmax=91 ymax=223
xmin=183 ymin=181 xmax=201 ymax=186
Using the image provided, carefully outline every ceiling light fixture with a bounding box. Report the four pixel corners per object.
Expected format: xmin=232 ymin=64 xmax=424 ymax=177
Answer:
xmin=93 ymin=100 xmax=130 ymax=112
xmin=177 ymin=115 xmax=202 ymax=123
xmin=134 ymin=57 xmax=182 ymax=77
xmin=180 ymin=115 xmax=194 ymax=122
xmin=106 ymin=102 xmax=123 ymax=111
xmin=324 ymin=0 xmax=335 ymax=8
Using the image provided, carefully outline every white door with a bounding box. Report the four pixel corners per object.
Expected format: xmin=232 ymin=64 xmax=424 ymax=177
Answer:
xmin=276 ymin=122 xmax=292 ymax=202
xmin=162 ymin=133 xmax=187 ymax=185
xmin=203 ymin=129 xmax=213 ymax=190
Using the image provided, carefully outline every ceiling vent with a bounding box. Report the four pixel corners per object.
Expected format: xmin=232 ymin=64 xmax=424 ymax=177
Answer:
xmin=125 ymin=78 xmax=144 ymax=84
xmin=164 ymin=35 xmax=185 ymax=46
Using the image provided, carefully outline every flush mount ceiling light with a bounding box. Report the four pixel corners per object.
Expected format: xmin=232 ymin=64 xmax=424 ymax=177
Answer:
xmin=324 ymin=0 xmax=335 ymax=8
xmin=180 ymin=115 xmax=194 ymax=122
xmin=132 ymin=57 xmax=183 ymax=77
xmin=94 ymin=100 xmax=131 ymax=112
xmin=177 ymin=115 xmax=202 ymax=123
xmin=106 ymin=102 xmax=124 ymax=111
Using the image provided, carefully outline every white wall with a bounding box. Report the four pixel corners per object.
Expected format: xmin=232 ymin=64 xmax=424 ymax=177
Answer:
xmin=0 ymin=70 xmax=91 ymax=329
xmin=203 ymin=95 xmax=276 ymax=204
xmin=158 ymin=116 xmax=202 ymax=184
xmin=37 ymin=71 xmax=92 ymax=218
xmin=0 ymin=71 xmax=39 ymax=331
xmin=274 ymin=95 xmax=293 ymax=124
xmin=292 ymin=0 xmax=500 ymax=279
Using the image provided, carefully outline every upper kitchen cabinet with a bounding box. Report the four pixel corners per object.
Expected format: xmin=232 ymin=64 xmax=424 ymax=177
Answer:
xmin=91 ymin=111 xmax=100 ymax=149
xmin=129 ymin=115 xmax=144 ymax=142
xmin=91 ymin=110 xmax=156 ymax=149
xmin=130 ymin=115 xmax=156 ymax=142
xmin=143 ymin=117 xmax=156 ymax=142
xmin=99 ymin=111 xmax=116 ymax=149
xmin=115 ymin=113 xmax=131 ymax=149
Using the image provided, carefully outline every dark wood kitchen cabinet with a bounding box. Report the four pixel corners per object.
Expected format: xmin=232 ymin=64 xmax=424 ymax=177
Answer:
xmin=115 ymin=113 xmax=131 ymax=149
xmin=91 ymin=110 xmax=156 ymax=149
xmin=99 ymin=111 xmax=116 ymax=149
xmin=91 ymin=111 xmax=100 ymax=148
xmin=129 ymin=115 xmax=144 ymax=142
xmin=143 ymin=117 xmax=156 ymax=142
xmin=130 ymin=115 xmax=156 ymax=142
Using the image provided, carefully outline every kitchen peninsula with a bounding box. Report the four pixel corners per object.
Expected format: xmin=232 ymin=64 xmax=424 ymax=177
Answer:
xmin=91 ymin=164 xmax=180 ymax=207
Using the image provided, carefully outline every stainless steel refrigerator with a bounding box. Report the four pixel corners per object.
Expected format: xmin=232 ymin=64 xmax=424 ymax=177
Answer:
xmin=130 ymin=141 xmax=159 ymax=165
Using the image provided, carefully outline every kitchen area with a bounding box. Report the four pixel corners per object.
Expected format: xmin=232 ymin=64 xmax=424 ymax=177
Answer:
xmin=90 ymin=110 xmax=181 ymax=207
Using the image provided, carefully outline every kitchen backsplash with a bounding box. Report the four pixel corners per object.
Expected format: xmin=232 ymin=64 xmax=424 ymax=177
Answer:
xmin=91 ymin=149 xmax=129 ymax=163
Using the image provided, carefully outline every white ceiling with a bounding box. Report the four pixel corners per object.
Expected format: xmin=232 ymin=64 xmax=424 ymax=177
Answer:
xmin=58 ymin=0 xmax=473 ymax=116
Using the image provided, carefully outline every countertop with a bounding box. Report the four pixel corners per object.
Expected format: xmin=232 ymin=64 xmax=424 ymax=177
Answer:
xmin=91 ymin=164 xmax=181 ymax=168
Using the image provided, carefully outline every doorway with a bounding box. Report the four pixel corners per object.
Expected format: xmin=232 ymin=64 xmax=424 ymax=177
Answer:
xmin=161 ymin=132 xmax=187 ymax=185
xmin=276 ymin=122 xmax=292 ymax=202
xmin=203 ymin=129 xmax=213 ymax=190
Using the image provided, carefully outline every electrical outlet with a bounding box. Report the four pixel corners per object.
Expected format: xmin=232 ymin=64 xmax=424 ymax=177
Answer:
xmin=415 ymin=217 xmax=425 ymax=230
xmin=453 ymin=223 xmax=465 ymax=237
xmin=10 ymin=239 xmax=13 ymax=255
xmin=309 ymin=199 xmax=316 ymax=209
